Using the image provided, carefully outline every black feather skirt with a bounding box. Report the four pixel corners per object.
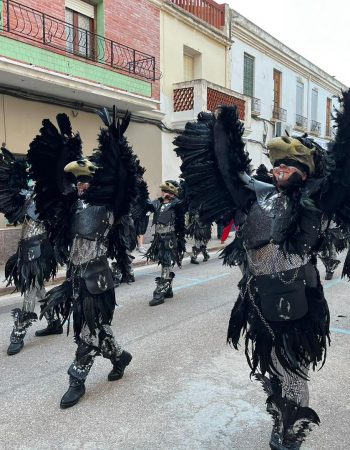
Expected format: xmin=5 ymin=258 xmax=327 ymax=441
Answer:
xmin=146 ymin=232 xmax=184 ymax=267
xmin=41 ymin=275 xmax=116 ymax=340
xmin=5 ymin=238 xmax=57 ymax=294
xmin=187 ymin=221 xmax=212 ymax=242
xmin=227 ymin=269 xmax=330 ymax=378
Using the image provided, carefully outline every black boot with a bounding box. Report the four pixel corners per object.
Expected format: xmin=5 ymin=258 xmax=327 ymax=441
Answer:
xmin=149 ymin=277 xmax=165 ymax=306
xmin=35 ymin=319 xmax=63 ymax=337
xmin=164 ymin=272 xmax=175 ymax=298
xmin=201 ymin=245 xmax=210 ymax=262
xmin=7 ymin=331 xmax=25 ymax=356
xmin=108 ymin=350 xmax=133 ymax=381
xmin=60 ymin=376 xmax=86 ymax=409
xmin=149 ymin=276 xmax=174 ymax=306
xmin=325 ymin=271 xmax=333 ymax=280
xmin=267 ymin=394 xmax=319 ymax=450
xmin=7 ymin=309 xmax=37 ymax=356
xmin=190 ymin=246 xmax=200 ymax=264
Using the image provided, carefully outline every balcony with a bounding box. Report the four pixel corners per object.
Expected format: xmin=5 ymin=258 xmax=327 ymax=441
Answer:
xmin=168 ymin=0 xmax=225 ymax=30
xmin=272 ymin=106 xmax=287 ymax=122
xmin=2 ymin=0 xmax=156 ymax=81
xmin=295 ymin=114 xmax=308 ymax=130
xmin=173 ymin=79 xmax=250 ymax=128
xmin=310 ymin=120 xmax=321 ymax=135
xmin=251 ymin=97 xmax=261 ymax=116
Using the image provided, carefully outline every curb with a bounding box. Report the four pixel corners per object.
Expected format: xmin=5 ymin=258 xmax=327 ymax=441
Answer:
xmin=0 ymin=245 xmax=224 ymax=297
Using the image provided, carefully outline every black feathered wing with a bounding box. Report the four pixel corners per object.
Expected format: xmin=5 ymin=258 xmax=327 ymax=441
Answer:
xmin=27 ymin=113 xmax=82 ymax=264
xmin=84 ymin=108 xmax=138 ymax=221
xmin=173 ymin=107 xmax=252 ymax=225
xmin=317 ymin=90 xmax=350 ymax=278
xmin=0 ymin=146 xmax=28 ymax=225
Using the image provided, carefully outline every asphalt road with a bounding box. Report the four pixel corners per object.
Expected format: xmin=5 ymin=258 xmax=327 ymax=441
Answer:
xmin=0 ymin=252 xmax=349 ymax=450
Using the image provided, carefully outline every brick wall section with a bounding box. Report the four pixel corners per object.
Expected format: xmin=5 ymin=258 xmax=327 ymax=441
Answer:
xmin=104 ymin=0 xmax=160 ymax=100
xmin=1 ymin=0 xmax=160 ymax=100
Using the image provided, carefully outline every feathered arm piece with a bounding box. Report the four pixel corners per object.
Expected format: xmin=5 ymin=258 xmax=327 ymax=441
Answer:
xmin=0 ymin=146 xmax=28 ymax=224
xmin=317 ymin=90 xmax=350 ymax=278
xmin=320 ymin=90 xmax=350 ymax=220
xmin=174 ymin=107 xmax=252 ymax=224
xmin=131 ymin=172 xmax=151 ymax=234
xmin=27 ymin=114 xmax=82 ymax=263
xmin=84 ymin=107 xmax=138 ymax=220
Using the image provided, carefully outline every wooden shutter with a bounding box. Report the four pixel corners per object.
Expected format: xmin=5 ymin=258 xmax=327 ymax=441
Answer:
xmin=243 ymin=53 xmax=254 ymax=97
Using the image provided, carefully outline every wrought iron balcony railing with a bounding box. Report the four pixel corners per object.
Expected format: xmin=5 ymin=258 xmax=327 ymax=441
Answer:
xmin=295 ymin=114 xmax=308 ymax=129
xmin=2 ymin=0 xmax=156 ymax=81
xmin=251 ymin=97 xmax=261 ymax=115
xmin=272 ymin=106 xmax=287 ymax=122
xmin=310 ymin=120 xmax=321 ymax=134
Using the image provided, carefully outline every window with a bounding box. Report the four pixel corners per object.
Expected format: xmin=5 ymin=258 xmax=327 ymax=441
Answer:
xmin=311 ymin=88 xmax=318 ymax=121
xmin=243 ymin=53 xmax=254 ymax=97
xmin=273 ymin=69 xmax=282 ymax=109
xmin=296 ymin=81 xmax=304 ymax=116
xmin=183 ymin=54 xmax=194 ymax=82
xmin=65 ymin=0 xmax=95 ymax=58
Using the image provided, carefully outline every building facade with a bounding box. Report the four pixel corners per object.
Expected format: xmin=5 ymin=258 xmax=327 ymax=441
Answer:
xmin=230 ymin=10 xmax=348 ymax=169
xmin=159 ymin=0 xmax=250 ymax=180
xmin=0 ymin=0 xmax=162 ymax=259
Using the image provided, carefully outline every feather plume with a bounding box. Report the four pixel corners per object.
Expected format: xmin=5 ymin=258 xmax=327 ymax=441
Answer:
xmin=0 ymin=146 xmax=28 ymax=224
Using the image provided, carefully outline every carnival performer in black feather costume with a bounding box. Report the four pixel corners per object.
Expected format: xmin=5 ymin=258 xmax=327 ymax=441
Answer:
xmin=174 ymin=92 xmax=350 ymax=449
xmin=28 ymin=108 xmax=139 ymax=408
xmin=145 ymin=180 xmax=186 ymax=306
xmin=0 ymin=147 xmax=60 ymax=356
xmin=187 ymin=208 xmax=212 ymax=264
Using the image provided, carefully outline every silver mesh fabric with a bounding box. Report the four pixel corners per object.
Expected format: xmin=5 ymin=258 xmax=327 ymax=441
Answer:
xmin=155 ymin=224 xmax=175 ymax=234
xmin=271 ymin=348 xmax=309 ymax=406
xmin=70 ymin=237 xmax=107 ymax=266
xmin=246 ymin=243 xmax=308 ymax=276
xmin=21 ymin=217 xmax=46 ymax=239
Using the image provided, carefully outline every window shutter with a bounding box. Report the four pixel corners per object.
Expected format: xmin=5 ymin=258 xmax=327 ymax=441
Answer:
xmin=65 ymin=0 xmax=95 ymax=18
xmin=243 ymin=53 xmax=254 ymax=97
xmin=183 ymin=54 xmax=194 ymax=82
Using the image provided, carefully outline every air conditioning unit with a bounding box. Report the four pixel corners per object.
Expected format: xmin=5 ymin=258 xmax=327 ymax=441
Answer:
xmin=275 ymin=122 xmax=292 ymax=137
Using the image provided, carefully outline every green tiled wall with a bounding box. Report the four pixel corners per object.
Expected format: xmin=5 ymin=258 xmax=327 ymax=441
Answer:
xmin=0 ymin=35 xmax=152 ymax=97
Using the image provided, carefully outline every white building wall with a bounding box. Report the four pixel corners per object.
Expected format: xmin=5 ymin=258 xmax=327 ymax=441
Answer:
xmin=230 ymin=11 xmax=347 ymax=169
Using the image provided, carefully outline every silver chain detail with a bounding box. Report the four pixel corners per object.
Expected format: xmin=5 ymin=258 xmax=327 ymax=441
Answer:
xmin=240 ymin=276 xmax=275 ymax=340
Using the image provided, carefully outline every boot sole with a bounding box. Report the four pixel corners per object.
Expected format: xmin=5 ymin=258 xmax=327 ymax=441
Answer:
xmin=7 ymin=342 xmax=24 ymax=356
xmin=35 ymin=328 xmax=63 ymax=337
xmin=149 ymin=299 xmax=164 ymax=306
xmin=60 ymin=390 xmax=85 ymax=409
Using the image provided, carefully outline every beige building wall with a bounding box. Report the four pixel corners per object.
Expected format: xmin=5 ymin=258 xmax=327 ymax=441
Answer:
xmin=0 ymin=94 xmax=162 ymax=229
xmin=161 ymin=13 xmax=228 ymax=101
xmin=160 ymin=10 xmax=230 ymax=181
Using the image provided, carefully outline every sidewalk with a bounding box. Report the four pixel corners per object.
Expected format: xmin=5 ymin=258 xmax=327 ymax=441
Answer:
xmin=0 ymin=235 xmax=233 ymax=296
